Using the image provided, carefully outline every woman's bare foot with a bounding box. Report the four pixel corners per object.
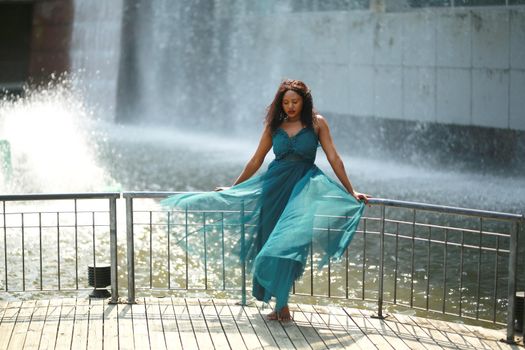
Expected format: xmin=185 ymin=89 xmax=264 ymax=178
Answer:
xmin=266 ymin=310 xmax=279 ymax=320
xmin=278 ymin=306 xmax=292 ymax=321
xmin=266 ymin=306 xmax=292 ymax=321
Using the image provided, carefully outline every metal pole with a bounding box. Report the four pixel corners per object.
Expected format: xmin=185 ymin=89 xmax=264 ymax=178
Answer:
xmin=505 ymin=222 xmax=518 ymax=343
xmin=126 ymin=196 xmax=136 ymax=303
xmin=2 ymin=201 xmax=7 ymax=291
xmin=241 ymin=201 xmax=246 ymax=306
xmin=375 ymin=205 xmax=386 ymax=319
xmin=109 ymin=197 xmax=118 ymax=303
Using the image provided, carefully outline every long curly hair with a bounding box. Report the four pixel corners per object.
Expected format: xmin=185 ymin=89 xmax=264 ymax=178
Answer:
xmin=265 ymin=79 xmax=317 ymax=132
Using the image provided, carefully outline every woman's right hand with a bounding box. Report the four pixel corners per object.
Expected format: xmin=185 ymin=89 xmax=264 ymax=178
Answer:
xmin=214 ymin=186 xmax=231 ymax=192
xmin=352 ymin=191 xmax=371 ymax=204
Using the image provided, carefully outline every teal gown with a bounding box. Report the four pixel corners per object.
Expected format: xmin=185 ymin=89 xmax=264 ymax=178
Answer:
xmin=161 ymin=126 xmax=364 ymax=311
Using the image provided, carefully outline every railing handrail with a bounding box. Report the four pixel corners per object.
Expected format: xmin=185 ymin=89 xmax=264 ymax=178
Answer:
xmin=6 ymin=191 xmax=520 ymax=223
xmin=122 ymin=191 xmax=524 ymax=222
xmin=0 ymin=192 xmax=121 ymax=201
xmin=368 ymin=198 xmax=524 ymax=221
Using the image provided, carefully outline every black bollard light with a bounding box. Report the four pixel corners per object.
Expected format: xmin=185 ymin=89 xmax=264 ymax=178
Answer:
xmin=516 ymin=291 xmax=524 ymax=333
xmin=88 ymin=264 xmax=111 ymax=298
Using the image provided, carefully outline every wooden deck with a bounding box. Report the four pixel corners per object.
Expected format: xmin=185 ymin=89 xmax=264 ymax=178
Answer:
xmin=0 ymin=297 xmax=521 ymax=349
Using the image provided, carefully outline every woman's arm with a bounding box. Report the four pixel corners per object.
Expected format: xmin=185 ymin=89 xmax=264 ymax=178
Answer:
xmin=231 ymin=124 xmax=273 ymax=186
xmin=316 ymin=115 xmax=369 ymax=202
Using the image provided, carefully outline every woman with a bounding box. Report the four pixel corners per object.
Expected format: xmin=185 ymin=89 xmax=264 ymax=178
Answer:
xmin=163 ymin=79 xmax=368 ymax=321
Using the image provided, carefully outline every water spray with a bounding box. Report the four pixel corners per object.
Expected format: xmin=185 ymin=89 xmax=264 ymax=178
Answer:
xmin=0 ymin=139 xmax=12 ymax=183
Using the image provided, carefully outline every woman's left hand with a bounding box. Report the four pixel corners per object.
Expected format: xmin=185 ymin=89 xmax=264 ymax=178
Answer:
xmin=352 ymin=191 xmax=371 ymax=204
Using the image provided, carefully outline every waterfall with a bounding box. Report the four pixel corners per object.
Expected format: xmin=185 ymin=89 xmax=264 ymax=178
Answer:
xmin=70 ymin=0 xmax=124 ymax=121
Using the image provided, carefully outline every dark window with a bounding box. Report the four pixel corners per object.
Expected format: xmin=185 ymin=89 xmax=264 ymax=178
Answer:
xmin=408 ymin=0 xmax=452 ymax=7
xmin=0 ymin=3 xmax=33 ymax=92
xmin=454 ymin=0 xmax=506 ymax=5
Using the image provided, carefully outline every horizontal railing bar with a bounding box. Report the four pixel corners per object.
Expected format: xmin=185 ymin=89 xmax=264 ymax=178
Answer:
xmin=368 ymin=198 xmax=524 ymax=222
xmin=124 ymin=192 xmax=523 ymax=221
xmin=1 ymin=224 xmax=109 ymax=229
xmin=126 ymin=220 xmax=510 ymax=252
xmin=123 ymin=191 xmax=188 ymax=198
xmin=3 ymin=210 xmax=113 ymax=215
xmin=4 ymin=192 xmax=521 ymax=222
xmin=381 ymin=232 xmax=511 ymax=253
xmin=2 ymin=288 xmax=95 ymax=292
xmin=0 ymin=192 xmax=120 ymax=201
xmin=135 ymin=287 xmax=245 ymax=292
xmin=382 ymin=219 xmax=512 ymax=238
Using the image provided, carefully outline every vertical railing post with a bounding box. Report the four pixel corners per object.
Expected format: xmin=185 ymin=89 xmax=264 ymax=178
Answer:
xmin=374 ymin=204 xmax=386 ymax=319
xmin=240 ymin=201 xmax=246 ymax=306
xmin=505 ymin=222 xmax=519 ymax=343
xmin=126 ymin=196 xmax=136 ymax=304
xmin=109 ymin=196 xmax=118 ymax=303
xmin=2 ymin=201 xmax=7 ymax=291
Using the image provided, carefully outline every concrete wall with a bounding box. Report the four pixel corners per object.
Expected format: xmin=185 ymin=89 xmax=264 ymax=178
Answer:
xmin=228 ymin=7 xmax=525 ymax=131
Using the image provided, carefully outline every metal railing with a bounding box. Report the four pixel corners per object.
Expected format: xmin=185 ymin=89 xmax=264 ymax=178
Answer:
xmin=0 ymin=191 xmax=523 ymax=343
xmin=123 ymin=191 xmax=524 ymax=343
xmin=0 ymin=193 xmax=119 ymax=303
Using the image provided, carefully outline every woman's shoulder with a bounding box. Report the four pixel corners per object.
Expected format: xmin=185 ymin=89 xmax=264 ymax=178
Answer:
xmin=313 ymin=114 xmax=329 ymax=131
xmin=314 ymin=114 xmax=326 ymax=122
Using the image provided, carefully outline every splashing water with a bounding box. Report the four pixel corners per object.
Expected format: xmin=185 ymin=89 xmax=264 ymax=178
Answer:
xmin=0 ymin=76 xmax=115 ymax=193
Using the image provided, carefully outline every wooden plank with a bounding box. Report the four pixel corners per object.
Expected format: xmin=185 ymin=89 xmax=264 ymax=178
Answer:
xmin=145 ymin=298 xmax=167 ymax=350
xmin=311 ymin=305 xmax=362 ymax=350
xmin=70 ymin=298 xmax=90 ymax=350
xmin=423 ymin=317 xmax=515 ymax=350
xmin=460 ymin=324 xmax=517 ymax=350
xmin=87 ymin=298 xmax=104 ymax=350
xmin=404 ymin=314 xmax=460 ymax=349
xmin=199 ymin=299 xmax=231 ymax=349
xmin=252 ymin=302 xmax=295 ymax=350
xmin=132 ymin=298 xmax=151 ymax=350
xmin=240 ymin=302 xmax=280 ymax=350
xmin=255 ymin=302 xmax=312 ymax=349
xmin=389 ymin=313 xmax=449 ymax=350
xmin=213 ymin=299 xmax=248 ymax=350
xmin=290 ymin=304 xmax=329 ymax=350
xmin=226 ymin=299 xmax=264 ymax=350
xmin=298 ymin=304 xmax=357 ymax=349
xmin=355 ymin=308 xmax=414 ymax=350
xmin=408 ymin=315 xmax=467 ymax=348
xmin=7 ymin=300 xmax=35 ymax=350
xmin=0 ymin=301 xmax=21 ymax=350
xmin=322 ymin=305 xmax=378 ymax=350
xmin=380 ymin=315 xmax=428 ymax=350
xmin=342 ymin=307 xmax=395 ymax=350
xmin=39 ymin=299 xmax=61 ymax=350
xmin=171 ymin=297 xmax=199 ymax=350
xmin=185 ymin=298 xmax=215 ymax=350
xmin=54 ymin=298 xmax=76 ymax=350
xmin=24 ymin=300 xmax=49 ymax=350
xmin=103 ymin=299 xmax=119 ymax=350
xmin=158 ymin=298 xmax=183 ymax=350
xmin=118 ymin=303 xmax=136 ymax=350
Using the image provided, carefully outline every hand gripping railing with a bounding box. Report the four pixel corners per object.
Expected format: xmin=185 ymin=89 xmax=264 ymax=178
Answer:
xmin=0 ymin=192 xmax=120 ymax=303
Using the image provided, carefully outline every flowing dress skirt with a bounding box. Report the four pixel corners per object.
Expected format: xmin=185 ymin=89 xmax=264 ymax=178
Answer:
xmin=162 ymin=158 xmax=364 ymax=310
